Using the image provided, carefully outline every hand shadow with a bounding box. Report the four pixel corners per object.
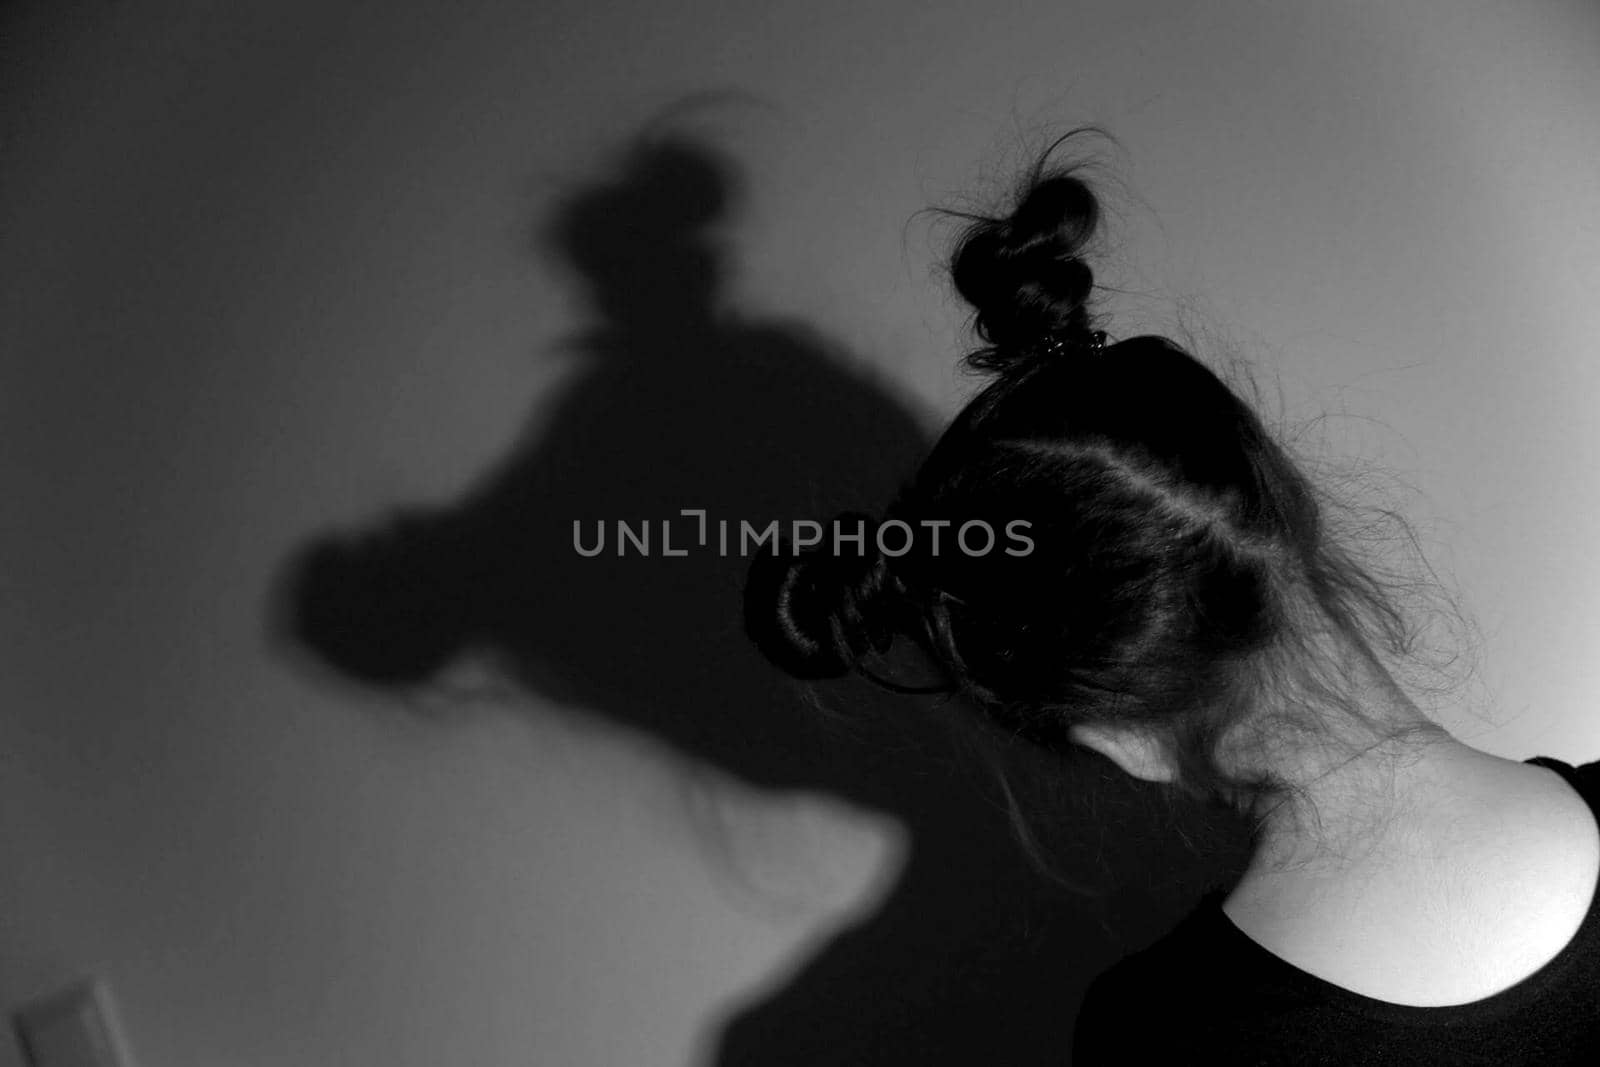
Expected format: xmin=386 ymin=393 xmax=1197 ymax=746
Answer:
xmin=277 ymin=128 xmax=1253 ymax=1066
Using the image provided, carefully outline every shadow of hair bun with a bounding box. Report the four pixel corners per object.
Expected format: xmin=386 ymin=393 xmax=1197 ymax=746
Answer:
xmin=742 ymin=513 xmax=903 ymax=680
xmin=950 ymin=169 xmax=1102 ymax=370
xmin=286 ymin=516 xmax=476 ymax=685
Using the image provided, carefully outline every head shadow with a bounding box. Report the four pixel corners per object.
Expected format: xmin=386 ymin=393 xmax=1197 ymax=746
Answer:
xmin=275 ymin=124 xmax=1250 ymax=1066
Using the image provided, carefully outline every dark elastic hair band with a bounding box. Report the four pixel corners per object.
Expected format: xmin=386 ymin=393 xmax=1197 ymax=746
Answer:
xmin=1041 ymin=330 xmax=1109 ymax=358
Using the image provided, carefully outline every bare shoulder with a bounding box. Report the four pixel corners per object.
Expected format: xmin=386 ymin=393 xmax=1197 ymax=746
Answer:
xmin=1470 ymin=756 xmax=1599 ymax=916
xmin=1435 ymin=756 xmax=1599 ymax=980
xmin=1225 ymin=753 xmax=1600 ymax=1006
xmin=1446 ymin=754 xmax=1597 ymax=867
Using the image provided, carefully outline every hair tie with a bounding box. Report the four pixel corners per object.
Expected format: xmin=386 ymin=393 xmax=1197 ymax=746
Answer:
xmin=1041 ymin=329 xmax=1108 ymax=358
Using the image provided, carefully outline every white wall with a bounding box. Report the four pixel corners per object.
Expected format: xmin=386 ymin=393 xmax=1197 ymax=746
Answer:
xmin=4 ymin=1 xmax=1599 ymax=1064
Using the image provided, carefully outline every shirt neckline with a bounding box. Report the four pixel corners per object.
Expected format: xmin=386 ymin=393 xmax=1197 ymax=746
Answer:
xmin=1194 ymin=756 xmax=1600 ymax=1023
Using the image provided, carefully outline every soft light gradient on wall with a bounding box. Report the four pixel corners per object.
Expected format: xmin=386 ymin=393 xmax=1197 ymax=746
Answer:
xmin=4 ymin=1 xmax=1598 ymax=1064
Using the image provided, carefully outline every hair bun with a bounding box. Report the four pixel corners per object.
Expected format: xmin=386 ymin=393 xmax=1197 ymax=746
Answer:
xmin=743 ymin=513 xmax=902 ymax=680
xmin=950 ymin=168 xmax=1102 ymax=369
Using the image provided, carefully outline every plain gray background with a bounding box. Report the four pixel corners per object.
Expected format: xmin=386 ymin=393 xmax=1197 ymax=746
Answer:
xmin=4 ymin=1 xmax=1599 ymax=1064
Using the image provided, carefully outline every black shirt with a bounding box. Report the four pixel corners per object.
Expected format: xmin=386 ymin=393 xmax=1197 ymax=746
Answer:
xmin=1071 ymin=757 xmax=1600 ymax=1065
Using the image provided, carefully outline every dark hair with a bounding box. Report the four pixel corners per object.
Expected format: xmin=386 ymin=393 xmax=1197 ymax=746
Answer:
xmin=744 ymin=142 xmax=1431 ymax=814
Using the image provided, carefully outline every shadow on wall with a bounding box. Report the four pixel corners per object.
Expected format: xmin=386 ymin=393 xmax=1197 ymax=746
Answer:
xmin=277 ymin=126 xmax=1252 ymax=1066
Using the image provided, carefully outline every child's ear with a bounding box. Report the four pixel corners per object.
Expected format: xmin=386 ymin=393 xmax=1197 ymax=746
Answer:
xmin=1067 ymin=722 xmax=1177 ymax=783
